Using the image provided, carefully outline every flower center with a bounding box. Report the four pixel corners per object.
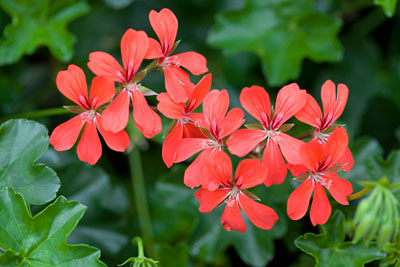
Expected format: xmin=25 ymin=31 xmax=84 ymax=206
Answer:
xmin=80 ymin=109 xmax=97 ymax=123
xmin=310 ymin=172 xmax=332 ymax=189
xmin=126 ymin=82 xmax=139 ymax=93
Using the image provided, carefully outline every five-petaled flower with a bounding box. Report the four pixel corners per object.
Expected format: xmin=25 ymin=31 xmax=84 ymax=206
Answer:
xmin=50 ymin=65 xmax=130 ymax=165
xmin=145 ymin=8 xmax=208 ymax=103
xmin=227 ymin=84 xmax=306 ymax=186
xmin=157 ymin=73 xmax=212 ymax=167
xmin=88 ymin=29 xmax=161 ymax=138
xmin=173 ymin=89 xmax=245 ymax=190
xmin=287 ymin=127 xmax=353 ymax=226
xmin=195 ymin=151 xmax=279 ymax=233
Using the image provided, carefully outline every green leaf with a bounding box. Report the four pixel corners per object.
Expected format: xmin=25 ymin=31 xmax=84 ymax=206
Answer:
xmin=0 ymin=187 xmax=106 ymax=266
xmin=0 ymin=119 xmax=60 ymax=206
xmin=40 ymin=149 xmax=130 ymax=257
xmin=374 ymin=0 xmax=398 ymax=17
xmin=295 ymin=211 xmax=386 ymax=267
xmin=0 ymin=0 xmax=90 ymax=65
xmin=208 ymin=0 xmax=343 ymax=86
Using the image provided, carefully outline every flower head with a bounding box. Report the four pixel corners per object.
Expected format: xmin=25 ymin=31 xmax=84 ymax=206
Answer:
xmin=227 ymin=84 xmax=306 ymax=186
xmin=145 ymin=8 xmax=208 ymax=103
xmin=50 ymin=65 xmax=130 ymax=165
xmin=287 ymin=127 xmax=353 ymax=225
xmin=195 ymin=151 xmax=278 ymax=233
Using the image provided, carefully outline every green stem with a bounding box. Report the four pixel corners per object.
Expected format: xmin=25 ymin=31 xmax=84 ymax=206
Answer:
xmin=128 ymin=137 xmax=155 ymax=258
xmin=133 ymin=237 xmax=145 ymax=258
xmin=0 ymin=107 xmax=69 ymax=123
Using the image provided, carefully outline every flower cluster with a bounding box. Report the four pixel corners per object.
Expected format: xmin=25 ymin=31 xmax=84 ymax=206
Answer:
xmin=50 ymin=8 xmax=354 ymax=232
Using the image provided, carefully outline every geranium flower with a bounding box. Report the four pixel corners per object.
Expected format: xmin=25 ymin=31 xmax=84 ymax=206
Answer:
xmin=88 ymin=29 xmax=161 ymax=138
xmin=295 ymin=80 xmax=353 ymax=171
xmin=195 ymin=151 xmax=278 ymax=233
xmin=226 ymin=84 xmax=306 ymax=186
xmin=174 ymin=89 xmax=245 ymax=190
xmin=157 ymin=73 xmax=212 ymax=167
xmin=287 ymin=127 xmax=353 ymax=226
xmin=50 ymin=65 xmax=130 ymax=165
xmin=145 ymin=8 xmax=208 ymax=103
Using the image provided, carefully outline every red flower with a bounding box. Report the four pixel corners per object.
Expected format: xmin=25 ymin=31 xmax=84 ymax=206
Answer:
xmin=145 ymin=8 xmax=208 ymax=103
xmin=195 ymin=151 xmax=278 ymax=233
xmin=286 ymin=128 xmax=353 ymax=226
xmin=295 ymin=80 xmax=353 ymax=171
xmin=227 ymin=84 xmax=306 ymax=186
xmin=157 ymin=73 xmax=212 ymax=167
xmin=174 ymin=89 xmax=245 ymax=190
xmin=88 ymin=29 xmax=161 ymax=138
xmin=50 ymin=65 xmax=130 ymax=165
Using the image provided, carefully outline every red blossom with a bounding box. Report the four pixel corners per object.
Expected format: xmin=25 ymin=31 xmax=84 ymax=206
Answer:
xmin=174 ymin=89 xmax=245 ymax=190
xmin=286 ymin=128 xmax=353 ymax=226
xmin=157 ymin=74 xmax=212 ymax=167
xmin=88 ymin=29 xmax=161 ymax=138
xmin=227 ymin=84 xmax=306 ymax=186
xmin=145 ymin=8 xmax=208 ymax=103
xmin=195 ymin=151 xmax=278 ymax=233
xmin=49 ymin=65 xmax=130 ymax=165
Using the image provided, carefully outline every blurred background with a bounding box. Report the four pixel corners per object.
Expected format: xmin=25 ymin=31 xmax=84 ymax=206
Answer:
xmin=0 ymin=0 xmax=399 ymax=266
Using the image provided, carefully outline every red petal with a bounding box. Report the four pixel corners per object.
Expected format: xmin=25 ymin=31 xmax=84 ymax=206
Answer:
xmin=186 ymin=113 xmax=208 ymax=129
xmin=221 ymin=198 xmax=247 ymax=233
xmin=226 ymin=129 xmax=266 ymax=157
xmin=337 ymin=147 xmax=354 ymax=172
xmin=77 ymin=122 xmax=102 ymax=165
xmin=219 ymin=108 xmax=245 ymax=138
xmin=183 ymin=149 xmax=219 ymax=190
xmin=56 ymin=65 xmax=88 ymax=107
xmin=89 ymin=76 xmax=115 ymax=110
xmin=132 ymin=90 xmax=162 ymax=138
xmin=272 ymin=83 xmax=306 ymax=130
xmin=149 ymin=8 xmax=178 ymax=55
xmin=156 ymin=92 xmax=185 ymax=120
xmin=88 ymin=52 xmax=124 ymax=83
xmin=287 ymin=178 xmax=313 ymax=220
xmin=321 ymin=80 xmax=348 ymax=124
xmin=186 ymin=73 xmax=212 ymax=112
xmin=144 ymin=38 xmax=164 ymax=59
xmin=175 ymin=52 xmax=208 ymax=75
xmin=164 ymin=66 xmax=189 ymax=103
xmin=276 ymin=133 xmax=304 ymax=165
xmin=121 ymin=29 xmax=149 ymax=83
xmin=295 ymin=94 xmax=322 ymax=128
xmin=263 ymin=139 xmax=287 ymax=186
xmin=324 ymin=128 xmax=348 ymax=169
xmin=182 ymin=122 xmax=206 ymax=138
xmin=310 ymin=182 xmax=331 ymax=226
xmin=206 ymin=151 xmax=233 ymax=187
xmin=323 ymin=173 xmax=353 ymax=205
xmin=162 ymin=122 xmax=183 ymax=168
xmin=50 ymin=115 xmax=85 ymax=151
xmin=174 ymin=138 xmax=209 ymax=163
xmin=101 ymin=89 xmax=130 ymax=133
xmin=96 ymin=116 xmax=130 ymax=152
xmin=239 ymin=193 xmax=278 ymax=230
xmin=287 ymin=163 xmax=308 ymax=177
xmin=203 ymin=89 xmax=229 ymax=128
xmin=300 ymin=139 xmax=324 ymax=172
xmin=195 ymin=187 xmax=230 ymax=213
xmin=235 ymin=159 xmax=267 ymax=189
xmin=240 ymin=86 xmax=271 ymax=127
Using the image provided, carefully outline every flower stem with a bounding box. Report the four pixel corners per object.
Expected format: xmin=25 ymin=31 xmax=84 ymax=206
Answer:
xmin=0 ymin=107 xmax=69 ymax=123
xmin=128 ymin=138 xmax=155 ymax=258
xmin=348 ymin=186 xmax=372 ymax=201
